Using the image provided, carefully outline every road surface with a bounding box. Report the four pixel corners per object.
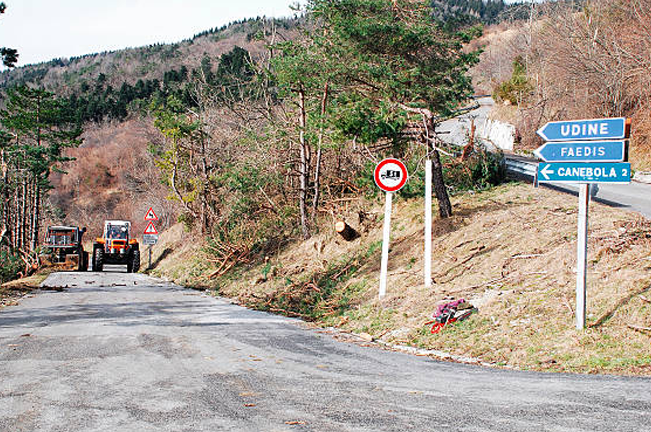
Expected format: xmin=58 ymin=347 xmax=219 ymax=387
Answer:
xmin=1 ymin=270 xmax=650 ymax=431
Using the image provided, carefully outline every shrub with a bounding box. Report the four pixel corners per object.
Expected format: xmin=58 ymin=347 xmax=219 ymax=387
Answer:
xmin=0 ymin=250 xmax=23 ymax=283
xmin=444 ymin=149 xmax=506 ymax=194
xmin=399 ymin=149 xmax=506 ymax=199
xmin=493 ymin=56 xmax=533 ymax=106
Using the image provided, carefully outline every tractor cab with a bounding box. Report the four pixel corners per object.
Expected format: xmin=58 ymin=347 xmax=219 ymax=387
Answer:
xmin=106 ymin=221 xmax=130 ymax=241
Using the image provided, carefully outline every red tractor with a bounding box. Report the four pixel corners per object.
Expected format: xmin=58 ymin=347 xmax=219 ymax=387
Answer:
xmin=92 ymin=220 xmax=140 ymax=273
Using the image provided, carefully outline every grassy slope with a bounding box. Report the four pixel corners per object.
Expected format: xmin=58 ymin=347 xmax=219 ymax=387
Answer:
xmin=153 ymin=183 xmax=651 ymax=375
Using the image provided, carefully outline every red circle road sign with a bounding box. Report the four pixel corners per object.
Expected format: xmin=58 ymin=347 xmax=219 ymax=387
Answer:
xmin=374 ymin=158 xmax=408 ymax=192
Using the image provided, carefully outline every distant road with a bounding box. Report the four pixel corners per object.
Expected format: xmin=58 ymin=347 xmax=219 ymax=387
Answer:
xmin=440 ymin=97 xmax=651 ymax=219
xmin=0 ymin=271 xmax=650 ymax=431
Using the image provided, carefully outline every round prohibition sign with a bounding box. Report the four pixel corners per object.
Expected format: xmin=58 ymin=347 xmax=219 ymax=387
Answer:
xmin=374 ymin=158 xmax=408 ymax=192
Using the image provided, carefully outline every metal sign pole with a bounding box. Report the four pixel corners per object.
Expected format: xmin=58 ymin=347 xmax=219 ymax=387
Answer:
xmin=576 ymin=183 xmax=590 ymax=329
xmin=379 ymin=191 xmax=393 ymax=299
xmin=149 ymin=245 xmax=152 ymax=270
xmin=424 ymin=159 xmax=432 ymax=288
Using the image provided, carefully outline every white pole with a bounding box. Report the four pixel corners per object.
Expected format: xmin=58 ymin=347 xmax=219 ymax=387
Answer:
xmin=424 ymin=159 xmax=432 ymax=287
xmin=379 ymin=191 xmax=393 ymax=299
xmin=576 ymin=183 xmax=589 ymax=329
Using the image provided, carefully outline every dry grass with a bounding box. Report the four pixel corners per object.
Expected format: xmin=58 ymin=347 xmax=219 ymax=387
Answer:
xmin=145 ymin=223 xmax=212 ymax=287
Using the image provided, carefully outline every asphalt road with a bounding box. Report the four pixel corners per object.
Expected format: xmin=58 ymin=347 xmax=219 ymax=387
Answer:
xmin=1 ymin=270 xmax=650 ymax=431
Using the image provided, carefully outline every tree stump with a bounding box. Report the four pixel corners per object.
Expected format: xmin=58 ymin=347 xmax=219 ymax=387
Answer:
xmin=335 ymin=220 xmax=360 ymax=241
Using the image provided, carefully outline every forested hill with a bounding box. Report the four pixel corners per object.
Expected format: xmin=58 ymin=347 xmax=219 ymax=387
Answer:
xmin=0 ymin=0 xmax=520 ymax=92
xmin=1 ymin=0 xmax=512 ymax=284
xmin=0 ymin=17 xmax=294 ymax=124
xmin=0 ymin=2 xmax=516 ymax=126
xmin=432 ymin=0 xmax=523 ymax=25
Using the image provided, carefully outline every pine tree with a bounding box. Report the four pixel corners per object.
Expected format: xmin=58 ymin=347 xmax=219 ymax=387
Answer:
xmin=0 ymin=85 xmax=83 ymax=253
xmin=305 ymin=0 xmax=481 ymax=217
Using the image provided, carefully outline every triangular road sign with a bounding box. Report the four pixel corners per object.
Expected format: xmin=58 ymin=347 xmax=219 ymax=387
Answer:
xmin=144 ymin=207 xmax=159 ymax=221
xmin=144 ymin=221 xmax=159 ymax=235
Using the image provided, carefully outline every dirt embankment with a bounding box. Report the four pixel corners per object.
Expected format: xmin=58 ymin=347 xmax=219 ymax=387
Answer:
xmin=0 ymin=274 xmax=50 ymax=308
xmin=152 ymin=183 xmax=651 ymax=375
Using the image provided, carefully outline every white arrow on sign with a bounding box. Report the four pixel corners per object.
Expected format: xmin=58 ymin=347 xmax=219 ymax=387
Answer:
xmin=539 ymin=164 xmax=554 ymax=181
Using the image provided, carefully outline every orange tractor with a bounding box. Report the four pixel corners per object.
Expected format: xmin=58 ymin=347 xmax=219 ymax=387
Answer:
xmin=92 ymin=220 xmax=140 ymax=272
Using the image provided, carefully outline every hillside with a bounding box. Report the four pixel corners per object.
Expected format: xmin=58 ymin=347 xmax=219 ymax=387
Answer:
xmin=1 ymin=18 xmax=297 ymax=239
xmin=0 ymin=17 xmax=288 ymax=92
xmin=0 ymin=1 xmax=527 ymax=240
xmin=149 ymin=182 xmax=651 ymax=375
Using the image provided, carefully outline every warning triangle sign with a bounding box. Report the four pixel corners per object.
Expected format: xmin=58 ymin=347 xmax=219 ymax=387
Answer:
xmin=144 ymin=221 xmax=159 ymax=235
xmin=144 ymin=207 xmax=158 ymax=221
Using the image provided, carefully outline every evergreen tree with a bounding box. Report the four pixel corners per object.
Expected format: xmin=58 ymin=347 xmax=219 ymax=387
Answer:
xmin=0 ymin=85 xmax=83 ymax=252
xmin=306 ymin=0 xmax=481 ymax=218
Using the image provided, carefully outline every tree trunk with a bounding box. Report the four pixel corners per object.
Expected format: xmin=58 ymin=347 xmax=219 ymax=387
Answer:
xmin=199 ymin=113 xmax=210 ymax=234
xmin=0 ymin=149 xmax=7 ymax=248
xmin=398 ymin=105 xmax=452 ymax=218
xmin=425 ymin=117 xmax=452 ymax=218
xmin=298 ymin=88 xmax=311 ymax=239
xmin=170 ymin=141 xmax=199 ymax=220
xmin=20 ymin=178 xmax=27 ymax=250
xmin=30 ymin=180 xmax=40 ymax=252
xmin=431 ymin=148 xmax=452 ymax=218
xmin=312 ymin=82 xmax=329 ymax=219
xmin=335 ymin=220 xmax=360 ymax=241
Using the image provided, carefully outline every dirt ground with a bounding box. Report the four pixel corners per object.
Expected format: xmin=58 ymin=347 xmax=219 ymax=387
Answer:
xmin=0 ymin=273 xmax=50 ymax=308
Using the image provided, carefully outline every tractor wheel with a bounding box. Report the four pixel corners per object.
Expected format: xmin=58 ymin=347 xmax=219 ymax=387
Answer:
xmin=132 ymin=250 xmax=140 ymax=273
xmin=92 ymin=247 xmax=104 ymax=272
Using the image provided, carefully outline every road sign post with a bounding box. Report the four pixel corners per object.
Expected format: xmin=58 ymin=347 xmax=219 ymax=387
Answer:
xmin=374 ymin=159 xmax=408 ymax=299
xmin=424 ymin=159 xmax=432 ymax=288
xmin=576 ymin=184 xmax=589 ymax=330
xmin=535 ymin=117 xmax=631 ymax=329
xmin=379 ymin=191 xmax=393 ymax=299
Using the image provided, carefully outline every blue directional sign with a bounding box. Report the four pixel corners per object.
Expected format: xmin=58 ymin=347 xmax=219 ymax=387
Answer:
xmin=537 ymin=117 xmax=626 ymax=142
xmin=534 ymin=140 xmax=627 ymax=163
xmin=538 ymin=162 xmax=630 ymax=184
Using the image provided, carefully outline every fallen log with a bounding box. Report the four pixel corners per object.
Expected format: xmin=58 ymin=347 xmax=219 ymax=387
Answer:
xmin=627 ymin=324 xmax=651 ymax=333
xmin=335 ymin=220 xmax=360 ymax=241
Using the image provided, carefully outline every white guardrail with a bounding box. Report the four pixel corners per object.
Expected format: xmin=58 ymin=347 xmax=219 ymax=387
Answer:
xmin=504 ymin=156 xmax=537 ymax=179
